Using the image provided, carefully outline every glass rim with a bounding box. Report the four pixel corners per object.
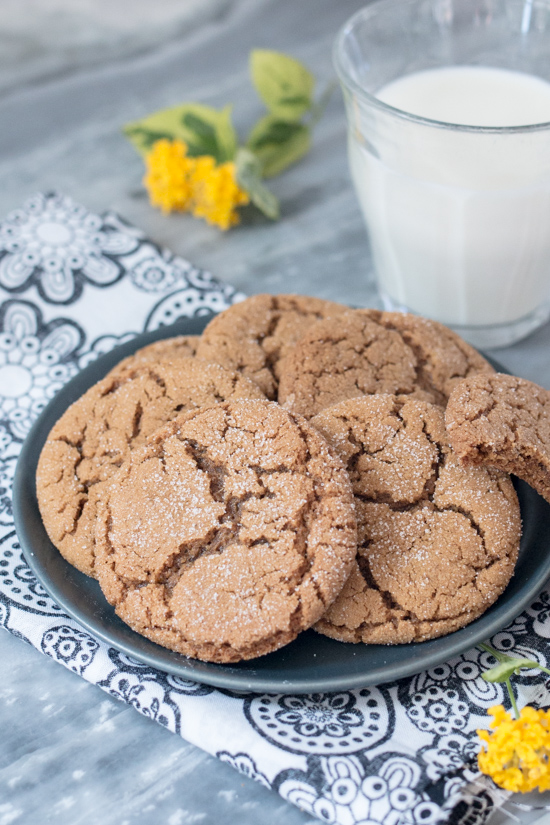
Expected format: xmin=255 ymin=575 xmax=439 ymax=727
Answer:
xmin=333 ymin=0 xmax=550 ymax=134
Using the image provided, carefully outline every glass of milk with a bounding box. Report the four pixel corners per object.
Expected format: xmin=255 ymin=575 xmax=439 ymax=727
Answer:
xmin=335 ymin=0 xmax=550 ymax=348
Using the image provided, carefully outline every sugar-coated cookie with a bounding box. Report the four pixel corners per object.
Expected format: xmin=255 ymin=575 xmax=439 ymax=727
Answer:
xmin=94 ymin=400 xmax=358 ymax=663
xmin=195 ymin=293 xmax=348 ymax=399
xmin=446 ymin=372 xmax=550 ymax=504
xmin=36 ymin=360 xmax=265 ymax=577
xmin=312 ymin=396 xmax=520 ymax=644
xmin=278 ymin=309 xmax=494 ymax=419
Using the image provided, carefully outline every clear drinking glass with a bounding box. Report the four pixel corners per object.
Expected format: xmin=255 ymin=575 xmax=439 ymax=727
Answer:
xmin=335 ymin=0 xmax=550 ymax=348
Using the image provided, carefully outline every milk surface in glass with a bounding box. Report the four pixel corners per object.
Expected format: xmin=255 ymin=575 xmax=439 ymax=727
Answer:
xmin=349 ymin=66 xmax=550 ymax=326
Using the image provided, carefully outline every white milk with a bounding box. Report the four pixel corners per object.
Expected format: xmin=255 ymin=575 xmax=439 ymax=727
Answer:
xmin=349 ymin=66 xmax=550 ymax=327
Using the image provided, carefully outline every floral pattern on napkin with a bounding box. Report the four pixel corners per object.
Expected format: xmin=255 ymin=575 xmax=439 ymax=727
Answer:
xmin=4 ymin=191 xmax=550 ymax=825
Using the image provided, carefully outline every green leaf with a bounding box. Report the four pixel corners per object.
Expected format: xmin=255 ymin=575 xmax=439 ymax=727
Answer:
xmin=246 ymin=116 xmax=311 ymax=178
xmin=479 ymin=644 xmax=543 ymax=683
xmin=482 ymin=658 xmax=542 ymax=683
xmin=235 ymin=148 xmax=279 ymax=220
xmin=250 ymin=49 xmax=314 ymax=121
xmin=180 ymin=112 xmax=220 ymax=157
xmin=123 ymin=103 xmax=237 ymax=162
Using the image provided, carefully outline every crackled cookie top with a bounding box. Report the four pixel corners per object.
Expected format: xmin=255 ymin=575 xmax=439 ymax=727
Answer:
xmin=311 ymin=396 xmax=520 ymax=644
xmin=94 ymin=400 xmax=358 ymax=663
xmin=195 ymin=293 xmax=347 ymax=399
xmin=446 ymin=372 xmax=550 ymax=504
xmin=278 ymin=309 xmax=494 ymax=419
xmin=112 ymin=335 xmax=199 ymax=373
xmin=36 ymin=360 xmax=265 ymax=577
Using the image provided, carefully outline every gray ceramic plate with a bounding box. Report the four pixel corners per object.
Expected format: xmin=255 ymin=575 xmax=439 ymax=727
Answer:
xmin=12 ymin=314 xmax=550 ymax=694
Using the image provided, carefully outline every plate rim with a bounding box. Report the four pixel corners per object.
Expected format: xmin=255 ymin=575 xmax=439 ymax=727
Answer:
xmin=12 ymin=315 xmax=550 ymax=694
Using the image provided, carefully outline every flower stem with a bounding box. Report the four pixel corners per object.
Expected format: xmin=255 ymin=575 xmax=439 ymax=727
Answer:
xmin=479 ymin=642 xmax=506 ymax=660
xmin=505 ymin=677 xmax=520 ymax=720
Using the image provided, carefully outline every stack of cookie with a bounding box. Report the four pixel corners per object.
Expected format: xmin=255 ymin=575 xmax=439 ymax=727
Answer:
xmin=36 ymin=294 xmax=527 ymax=663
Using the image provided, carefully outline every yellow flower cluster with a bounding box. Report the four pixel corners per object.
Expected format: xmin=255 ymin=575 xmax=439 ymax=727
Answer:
xmin=478 ymin=705 xmax=550 ymax=792
xmin=143 ymin=139 xmax=249 ymax=230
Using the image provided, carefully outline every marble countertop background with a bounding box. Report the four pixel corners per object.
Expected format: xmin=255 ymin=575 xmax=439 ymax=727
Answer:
xmin=2 ymin=1 xmax=550 ymax=823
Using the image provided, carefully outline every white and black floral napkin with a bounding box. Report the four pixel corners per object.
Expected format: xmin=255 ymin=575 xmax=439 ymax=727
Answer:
xmin=3 ymin=192 xmax=550 ymax=825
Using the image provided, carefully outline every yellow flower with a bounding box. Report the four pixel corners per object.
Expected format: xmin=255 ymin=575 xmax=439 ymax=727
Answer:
xmin=143 ymin=139 xmax=249 ymax=229
xmin=191 ymin=157 xmax=249 ymax=231
xmin=478 ymin=705 xmax=550 ymax=792
xmin=143 ymin=139 xmax=194 ymax=214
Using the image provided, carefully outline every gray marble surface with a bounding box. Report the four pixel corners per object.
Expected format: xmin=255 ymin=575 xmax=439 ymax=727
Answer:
xmin=2 ymin=0 xmax=550 ymax=823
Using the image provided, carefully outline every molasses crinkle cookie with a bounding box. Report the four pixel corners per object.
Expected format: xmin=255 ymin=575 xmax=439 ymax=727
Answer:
xmin=446 ymin=372 xmax=550 ymax=504
xmin=195 ymin=293 xmax=348 ymax=399
xmin=94 ymin=400 xmax=358 ymax=663
xmin=311 ymin=395 xmax=521 ymax=644
xmin=278 ymin=309 xmax=494 ymax=418
xmin=36 ymin=360 xmax=265 ymax=577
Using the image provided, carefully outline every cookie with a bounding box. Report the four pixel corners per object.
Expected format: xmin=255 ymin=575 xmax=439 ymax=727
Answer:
xmin=195 ymin=293 xmax=348 ymax=399
xmin=446 ymin=373 xmax=550 ymax=504
xmin=36 ymin=360 xmax=266 ymax=577
xmin=278 ymin=309 xmax=494 ymax=419
xmin=113 ymin=335 xmax=199 ymax=373
xmin=94 ymin=400 xmax=358 ymax=663
xmin=311 ymin=396 xmax=520 ymax=644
